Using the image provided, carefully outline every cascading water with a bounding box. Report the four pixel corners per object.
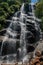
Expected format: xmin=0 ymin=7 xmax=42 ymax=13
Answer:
xmin=31 ymin=3 xmax=42 ymax=57
xmin=0 ymin=2 xmax=41 ymax=63
xmin=31 ymin=3 xmax=39 ymax=31
xmin=0 ymin=3 xmax=27 ymax=62
xmin=19 ymin=3 xmax=27 ymax=60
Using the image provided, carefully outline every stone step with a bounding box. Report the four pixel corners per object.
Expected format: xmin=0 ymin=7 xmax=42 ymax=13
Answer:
xmin=28 ymin=12 xmax=34 ymax=16
xmin=26 ymin=19 xmax=35 ymax=24
xmin=27 ymin=16 xmax=34 ymax=19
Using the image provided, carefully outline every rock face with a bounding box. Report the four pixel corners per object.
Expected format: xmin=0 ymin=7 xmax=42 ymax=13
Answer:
xmin=1 ymin=22 xmax=21 ymax=56
xmin=2 ymin=40 xmax=16 ymax=56
xmin=35 ymin=40 xmax=43 ymax=52
xmin=0 ymin=29 xmax=6 ymax=36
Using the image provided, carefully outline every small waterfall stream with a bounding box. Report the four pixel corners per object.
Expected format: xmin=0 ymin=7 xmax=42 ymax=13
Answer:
xmin=0 ymin=3 xmax=41 ymax=63
xmin=20 ymin=3 xmax=27 ymax=59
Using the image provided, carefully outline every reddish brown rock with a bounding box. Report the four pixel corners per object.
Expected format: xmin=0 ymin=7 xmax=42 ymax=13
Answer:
xmin=35 ymin=50 xmax=41 ymax=57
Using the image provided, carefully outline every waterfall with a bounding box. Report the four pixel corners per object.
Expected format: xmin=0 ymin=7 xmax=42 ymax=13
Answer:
xmin=20 ymin=3 xmax=25 ymax=14
xmin=20 ymin=3 xmax=27 ymax=58
xmin=0 ymin=3 xmax=41 ymax=63
xmin=16 ymin=3 xmax=27 ymax=61
xmin=0 ymin=3 xmax=27 ymax=62
xmin=31 ymin=3 xmax=42 ymax=58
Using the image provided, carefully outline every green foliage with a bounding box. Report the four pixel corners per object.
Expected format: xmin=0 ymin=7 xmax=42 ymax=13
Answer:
xmin=0 ymin=0 xmax=31 ymax=30
xmin=0 ymin=7 xmax=5 ymax=16
xmin=35 ymin=0 xmax=43 ymax=31
xmin=0 ymin=24 xmax=3 ymax=30
xmin=0 ymin=1 xmax=21 ymax=30
xmin=10 ymin=4 xmax=20 ymax=13
xmin=25 ymin=0 xmax=31 ymax=3
xmin=17 ymin=0 xmax=31 ymax=3
xmin=0 ymin=16 xmax=5 ymax=22
xmin=35 ymin=2 xmax=43 ymax=18
xmin=38 ymin=0 xmax=43 ymax=2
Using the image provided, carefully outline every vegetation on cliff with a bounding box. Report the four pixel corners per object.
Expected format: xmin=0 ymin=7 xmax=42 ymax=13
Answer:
xmin=35 ymin=0 xmax=43 ymax=31
xmin=0 ymin=0 xmax=30 ymax=30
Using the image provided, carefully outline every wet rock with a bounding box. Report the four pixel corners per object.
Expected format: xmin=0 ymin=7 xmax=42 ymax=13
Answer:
xmin=27 ymin=46 xmax=35 ymax=53
xmin=1 ymin=40 xmax=16 ymax=56
xmin=35 ymin=50 xmax=41 ymax=57
xmin=0 ymin=29 xmax=6 ymax=36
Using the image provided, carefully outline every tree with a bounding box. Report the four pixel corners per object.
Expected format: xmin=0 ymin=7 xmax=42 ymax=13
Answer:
xmin=38 ymin=0 xmax=43 ymax=2
xmin=35 ymin=0 xmax=43 ymax=31
xmin=35 ymin=2 xmax=43 ymax=18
